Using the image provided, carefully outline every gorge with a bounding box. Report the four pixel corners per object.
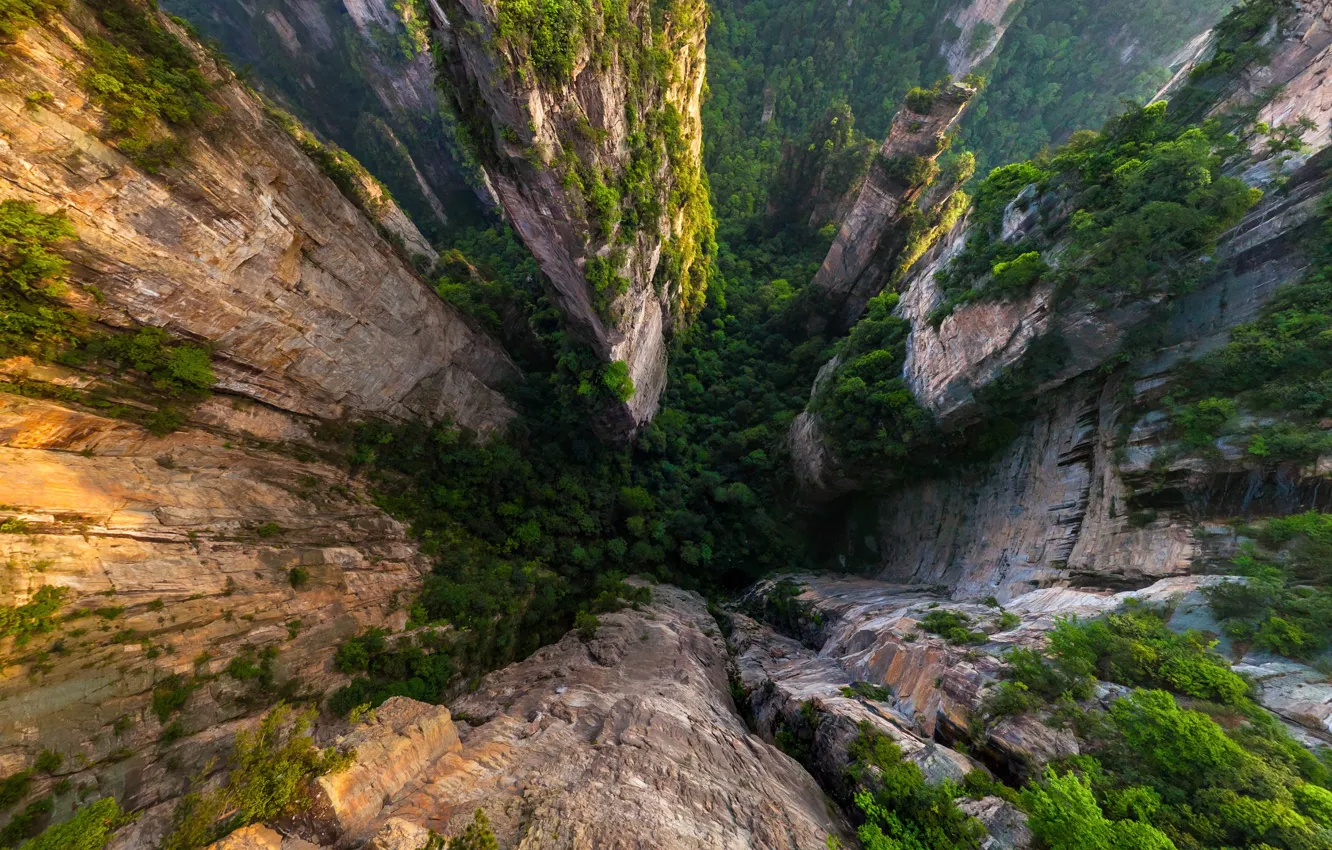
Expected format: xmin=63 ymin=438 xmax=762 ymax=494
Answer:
xmin=2 ymin=1 xmax=1332 ymax=849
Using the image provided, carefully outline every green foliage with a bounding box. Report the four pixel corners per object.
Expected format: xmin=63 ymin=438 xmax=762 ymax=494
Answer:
xmin=420 ymin=809 xmax=500 ymax=850
xmin=11 ymin=797 xmax=130 ymax=850
xmin=494 ymin=0 xmax=595 ymax=83
xmin=601 ymin=360 xmax=635 ymax=402
xmin=842 ymin=681 xmax=892 ymax=701
xmin=1021 ymin=767 xmax=1177 ymax=850
xmin=574 ymin=610 xmax=600 ymax=641
xmin=0 ymin=772 xmax=31 ymax=810
xmin=1204 ymin=518 xmax=1332 ymax=660
xmin=0 ymin=587 xmax=66 ymax=646
xmin=0 ymin=0 xmax=61 ymax=41
xmin=1164 ymin=198 xmax=1332 ymax=466
xmin=958 ymin=0 xmax=1235 ymax=171
xmin=846 ymin=722 xmax=985 ymax=850
xmin=904 ymin=86 xmax=938 ymax=115
xmin=918 ymin=609 xmax=988 ymax=645
xmin=82 ymin=0 xmax=217 ymax=172
xmin=1168 ymin=0 xmax=1298 ymax=127
xmin=151 ymin=673 xmax=195 ymax=722
xmin=93 ymin=327 xmax=214 ymax=394
xmin=934 ymin=102 xmax=1260 ymax=322
xmin=989 ymin=251 xmax=1048 ymax=295
xmin=0 ymin=201 xmax=79 ymax=361
xmin=1002 ymin=605 xmax=1250 ymax=707
xmin=162 ymin=704 xmax=353 ymax=850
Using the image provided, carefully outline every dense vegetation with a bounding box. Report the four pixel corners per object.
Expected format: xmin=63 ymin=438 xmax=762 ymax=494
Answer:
xmin=1205 ymin=513 xmax=1332 ymax=660
xmin=160 ymin=704 xmax=352 ymax=850
xmin=0 ymin=199 xmax=214 ymax=432
xmin=969 ymin=606 xmax=1332 ymax=850
xmin=1158 ymin=189 xmax=1332 ymax=467
xmin=957 ymin=0 xmax=1233 ymax=173
xmin=82 ymin=0 xmax=218 ymax=171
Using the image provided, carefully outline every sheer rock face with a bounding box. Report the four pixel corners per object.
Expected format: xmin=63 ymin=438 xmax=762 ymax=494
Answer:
xmin=1158 ymin=0 xmax=1332 ymax=153
xmin=431 ymin=0 xmax=712 ymax=436
xmin=159 ymin=0 xmax=490 ymax=235
xmin=807 ymin=84 xmax=974 ymax=335
xmin=331 ymin=585 xmax=853 ymax=849
xmin=938 ymin=0 xmax=1023 ymax=79
xmin=0 ymin=395 xmax=430 ymax=836
xmin=0 ymin=5 xmax=518 ymax=432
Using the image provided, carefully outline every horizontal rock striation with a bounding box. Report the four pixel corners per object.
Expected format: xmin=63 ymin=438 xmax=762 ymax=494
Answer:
xmin=0 ymin=395 xmax=430 ymax=839
xmin=0 ymin=3 xmax=518 ymax=432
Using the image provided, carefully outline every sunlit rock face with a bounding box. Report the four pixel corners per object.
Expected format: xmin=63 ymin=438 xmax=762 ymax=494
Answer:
xmin=1 ymin=5 xmax=518 ymax=432
xmin=431 ymin=0 xmax=714 ymax=436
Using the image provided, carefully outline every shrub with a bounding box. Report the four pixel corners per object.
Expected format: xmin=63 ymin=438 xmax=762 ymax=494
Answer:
xmin=11 ymin=796 xmax=129 ymax=850
xmin=602 ymin=361 xmax=635 ymax=402
xmin=919 ymin=609 xmax=987 ymax=645
xmin=0 ymin=587 xmax=66 ymax=645
xmin=151 ymin=674 xmax=195 ymax=722
xmin=0 ymin=201 xmax=74 ymax=299
xmin=81 ymin=0 xmax=217 ymax=171
xmin=494 ymin=0 xmax=595 ymax=82
xmin=847 ymin=723 xmax=985 ymax=849
xmin=0 ymin=0 xmax=61 ymax=40
xmin=904 ymin=86 xmax=938 ymax=114
xmin=574 ymin=610 xmax=600 ymax=641
xmin=162 ymin=704 xmax=352 ymax=850
xmin=98 ymin=327 xmax=214 ymax=393
xmin=989 ymin=251 xmax=1048 ymax=295
xmin=287 ymin=567 xmax=309 ymax=590
xmin=1022 ymin=767 xmax=1177 ymax=850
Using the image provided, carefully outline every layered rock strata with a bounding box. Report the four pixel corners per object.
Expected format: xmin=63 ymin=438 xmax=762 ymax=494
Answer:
xmin=0 ymin=395 xmax=430 ymax=838
xmin=0 ymin=3 xmax=518 ymax=432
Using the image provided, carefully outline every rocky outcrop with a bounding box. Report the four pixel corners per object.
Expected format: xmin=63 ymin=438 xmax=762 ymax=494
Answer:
xmin=161 ymin=0 xmax=489 ymax=239
xmin=312 ymin=698 xmax=461 ymax=838
xmin=734 ymin=573 xmax=1302 ymax=779
xmin=0 ymin=3 xmax=518 ymax=432
xmin=939 ymin=0 xmax=1023 ymax=79
xmin=431 ymin=0 xmax=714 ymax=435
xmin=1158 ymin=0 xmax=1332 ymax=152
xmin=0 ymin=394 xmax=431 ymax=834
xmin=272 ymin=585 xmax=852 ymax=848
xmin=807 ymin=83 xmax=975 ymax=335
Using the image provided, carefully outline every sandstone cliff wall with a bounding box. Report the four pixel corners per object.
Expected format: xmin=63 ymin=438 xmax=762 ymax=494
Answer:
xmin=0 ymin=3 xmax=518 ymax=432
xmin=807 ymin=83 xmax=974 ymax=335
xmin=0 ymin=395 xmax=428 ymax=834
xmin=431 ymin=0 xmax=712 ymax=435
xmin=160 ymin=0 xmax=489 ymax=237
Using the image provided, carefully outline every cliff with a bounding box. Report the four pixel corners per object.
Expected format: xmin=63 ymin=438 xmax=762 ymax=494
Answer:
xmin=806 ymin=82 xmax=975 ymax=336
xmin=0 ymin=394 xmax=430 ymax=836
xmin=0 ymin=0 xmax=518 ymax=432
xmin=938 ymin=0 xmax=1023 ymax=80
xmin=430 ymin=0 xmax=714 ymax=435
xmin=1159 ymin=0 xmax=1332 ymax=152
xmin=160 ymin=0 xmax=490 ymax=240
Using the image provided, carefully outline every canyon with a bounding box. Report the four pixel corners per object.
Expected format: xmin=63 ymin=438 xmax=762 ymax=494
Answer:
xmin=2 ymin=0 xmax=1331 ymax=849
